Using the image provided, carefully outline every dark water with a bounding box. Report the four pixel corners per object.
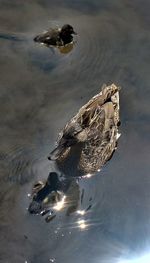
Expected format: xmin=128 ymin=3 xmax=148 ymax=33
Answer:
xmin=0 ymin=0 xmax=150 ymax=262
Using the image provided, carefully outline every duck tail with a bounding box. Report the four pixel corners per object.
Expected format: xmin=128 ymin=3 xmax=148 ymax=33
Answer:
xmin=33 ymin=35 xmax=40 ymax=42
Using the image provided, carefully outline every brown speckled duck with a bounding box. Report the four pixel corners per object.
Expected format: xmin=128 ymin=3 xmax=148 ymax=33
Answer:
xmin=48 ymin=84 xmax=121 ymax=174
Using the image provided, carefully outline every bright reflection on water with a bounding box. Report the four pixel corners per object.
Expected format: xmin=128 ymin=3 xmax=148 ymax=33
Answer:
xmin=83 ymin=173 xmax=94 ymax=178
xmin=53 ymin=195 xmax=66 ymax=211
xmin=77 ymin=219 xmax=87 ymax=230
xmin=118 ymin=253 xmax=150 ymax=263
xmin=76 ymin=210 xmax=86 ymax=215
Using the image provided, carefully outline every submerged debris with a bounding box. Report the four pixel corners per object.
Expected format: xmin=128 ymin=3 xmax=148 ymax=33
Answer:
xmin=48 ymin=83 xmax=121 ymax=173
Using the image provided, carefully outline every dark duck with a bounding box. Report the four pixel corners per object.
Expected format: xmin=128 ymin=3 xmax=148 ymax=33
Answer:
xmin=34 ymin=24 xmax=77 ymax=46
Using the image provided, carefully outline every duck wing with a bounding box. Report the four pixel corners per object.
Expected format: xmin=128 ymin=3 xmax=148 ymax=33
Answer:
xmin=34 ymin=28 xmax=62 ymax=46
xmin=79 ymin=100 xmax=119 ymax=173
xmin=82 ymin=87 xmax=120 ymax=173
xmin=57 ymin=83 xmax=119 ymax=138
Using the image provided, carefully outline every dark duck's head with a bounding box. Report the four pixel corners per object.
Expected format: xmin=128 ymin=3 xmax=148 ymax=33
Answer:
xmin=60 ymin=24 xmax=77 ymax=45
xmin=61 ymin=24 xmax=77 ymax=35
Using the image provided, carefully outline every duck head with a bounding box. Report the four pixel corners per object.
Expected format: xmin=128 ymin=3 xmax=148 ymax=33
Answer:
xmin=48 ymin=134 xmax=77 ymax=161
xmin=60 ymin=24 xmax=77 ymax=45
xmin=61 ymin=24 xmax=77 ymax=35
xmin=48 ymin=118 xmax=88 ymax=161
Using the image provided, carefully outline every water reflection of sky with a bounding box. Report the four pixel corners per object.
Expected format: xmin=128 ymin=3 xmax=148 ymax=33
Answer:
xmin=118 ymin=252 xmax=150 ymax=263
xmin=0 ymin=0 xmax=150 ymax=262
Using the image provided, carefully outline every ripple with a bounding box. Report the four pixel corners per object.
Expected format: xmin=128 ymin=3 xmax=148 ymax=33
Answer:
xmin=49 ymin=16 xmax=125 ymax=90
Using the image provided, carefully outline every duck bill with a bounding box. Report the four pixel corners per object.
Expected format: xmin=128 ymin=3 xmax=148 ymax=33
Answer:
xmin=72 ymin=30 xmax=77 ymax=35
xmin=48 ymin=135 xmax=78 ymax=161
xmin=48 ymin=145 xmax=66 ymax=161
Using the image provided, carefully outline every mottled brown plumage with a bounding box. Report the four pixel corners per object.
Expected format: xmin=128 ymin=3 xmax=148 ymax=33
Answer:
xmin=48 ymin=84 xmax=121 ymax=173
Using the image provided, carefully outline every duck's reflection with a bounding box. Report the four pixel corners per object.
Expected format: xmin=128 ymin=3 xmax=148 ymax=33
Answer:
xmin=44 ymin=42 xmax=74 ymax=54
xmin=57 ymin=42 xmax=74 ymax=54
xmin=38 ymin=41 xmax=75 ymax=54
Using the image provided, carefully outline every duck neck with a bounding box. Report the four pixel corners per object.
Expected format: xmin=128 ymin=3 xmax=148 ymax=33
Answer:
xmin=59 ymin=31 xmax=73 ymax=45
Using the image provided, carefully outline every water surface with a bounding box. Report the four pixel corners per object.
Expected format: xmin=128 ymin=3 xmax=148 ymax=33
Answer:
xmin=0 ymin=0 xmax=150 ymax=262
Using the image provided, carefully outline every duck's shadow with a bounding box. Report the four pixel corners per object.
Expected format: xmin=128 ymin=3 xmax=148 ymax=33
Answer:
xmin=55 ymin=142 xmax=85 ymax=177
xmin=28 ymin=144 xmax=87 ymax=223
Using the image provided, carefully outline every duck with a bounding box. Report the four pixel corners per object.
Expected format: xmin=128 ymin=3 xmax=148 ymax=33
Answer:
xmin=34 ymin=24 xmax=77 ymax=46
xmin=48 ymin=84 xmax=121 ymax=174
